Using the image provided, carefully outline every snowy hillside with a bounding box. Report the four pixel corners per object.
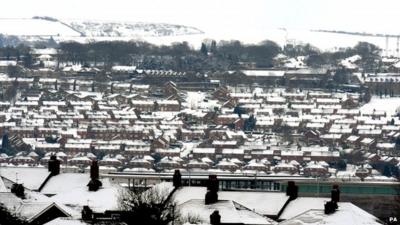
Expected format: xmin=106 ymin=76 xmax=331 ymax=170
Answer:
xmin=0 ymin=16 xmax=398 ymax=54
xmin=0 ymin=17 xmax=204 ymax=40
xmin=66 ymin=20 xmax=203 ymax=37
xmin=0 ymin=18 xmax=80 ymax=36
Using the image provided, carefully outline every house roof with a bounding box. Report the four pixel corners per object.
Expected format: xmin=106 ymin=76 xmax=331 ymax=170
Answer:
xmin=279 ymin=197 xmax=330 ymax=220
xmin=18 ymin=202 xmax=70 ymax=222
xmin=0 ymin=167 xmax=51 ymax=191
xmin=0 ymin=177 xmax=7 ymax=192
xmin=44 ymin=218 xmax=90 ymax=225
xmin=173 ymin=186 xmax=289 ymax=216
xmin=178 ymin=199 xmax=276 ymax=225
xmin=49 ymin=178 xmax=121 ymax=213
xmin=278 ymin=202 xmax=382 ymax=225
xmin=242 ymin=70 xmax=285 ymax=77
xmin=0 ymin=192 xmax=71 ymax=223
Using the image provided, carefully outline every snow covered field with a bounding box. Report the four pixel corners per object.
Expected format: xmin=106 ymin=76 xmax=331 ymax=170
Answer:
xmin=1 ymin=17 xmax=399 ymax=52
xmin=0 ymin=18 xmax=80 ymax=36
xmin=50 ymin=28 xmax=400 ymax=52
xmin=360 ymin=96 xmax=400 ymax=116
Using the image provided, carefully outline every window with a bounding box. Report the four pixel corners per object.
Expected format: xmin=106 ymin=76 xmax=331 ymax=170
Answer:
xmin=273 ymin=182 xmax=280 ymax=191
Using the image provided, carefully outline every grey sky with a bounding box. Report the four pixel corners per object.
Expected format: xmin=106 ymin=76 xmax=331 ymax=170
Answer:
xmin=2 ymin=0 xmax=400 ymax=36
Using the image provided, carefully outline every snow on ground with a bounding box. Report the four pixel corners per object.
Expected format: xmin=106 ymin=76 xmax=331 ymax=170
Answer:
xmin=360 ymin=96 xmax=400 ymax=116
xmin=65 ymin=19 xmax=203 ymax=37
xmin=0 ymin=18 xmax=80 ymax=36
xmin=2 ymin=17 xmax=398 ymax=52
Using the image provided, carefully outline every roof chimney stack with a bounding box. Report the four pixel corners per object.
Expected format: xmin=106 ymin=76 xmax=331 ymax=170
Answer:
xmin=88 ymin=160 xmax=102 ymax=191
xmin=81 ymin=205 xmax=93 ymax=221
xmin=48 ymin=155 xmax=60 ymax=176
xmin=331 ymin=184 xmax=340 ymax=203
xmin=173 ymin=169 xmax=182 ymax=188
xmin=286 ymin=181 xmax=298 ymax=200
xmin=90 ymin=160 xmax=99 ymax=180
xmin=205 ymin=175 xmax=219 ymax=204
xmin=325 ymin=184 xmax=340 ymax=214
xmin=11 ymin=183 xmax=25 ymax=198
xmin=210 ymin=210 xmax=221 ymax=225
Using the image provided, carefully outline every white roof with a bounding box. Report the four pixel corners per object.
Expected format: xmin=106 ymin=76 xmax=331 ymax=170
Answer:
xmin=279 ymin=197 xmax=330 ymax=220
xmin=193 ymin=148 xmax=215 ymax=154
xmin=44 ymin=218 xmax=89 ymax=225
xmin=173 ymin=186 xmax=289 ymax=216
xmin=49 ymin=178 xmax=120 ymax=213
xmin=0 ymin=167 xmax=50 ymax=190
xmin=376 ymin=143 xmax=395 ymax=149
xmin=178 ymin=199 xmax=274 ymax=225
xmin=279 ymin=202 xmax=382 ymax=225
xmin=212 ymin=140 xmax=237 ymax=145
xmin=346 ymin=135 xmax=360 ymax=142
xmin=242 ymin=70 xmax=285 ymax=77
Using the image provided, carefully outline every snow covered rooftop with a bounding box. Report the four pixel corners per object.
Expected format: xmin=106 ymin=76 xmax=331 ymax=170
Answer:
xmin=279 ymin=197 xmax=330 ymax=220
xmin=49 ymin=177 xmax=121 ymax=213
xmin=0 ymin=177 xmax=7 ymax=192
xmin=242 ymin=70 xmax=285 ymax=77
xmin=173 ymin=186 xmax=289 ymax=216
xmin=178 ymin=199 xmax=275 ymax=225
xmin=40 ymin=173 xmax=91 ymax=195
xmin=44 ymin=218 xmax=89 ymax=225
xmin=279 ymin=202 xmax=382 ymax=225
xmin=0 ymin=167 xmax=51 ymax=190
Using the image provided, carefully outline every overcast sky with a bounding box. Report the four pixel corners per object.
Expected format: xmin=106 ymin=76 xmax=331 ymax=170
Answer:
xmin=2 ymin=0 xmax=400 ymax=37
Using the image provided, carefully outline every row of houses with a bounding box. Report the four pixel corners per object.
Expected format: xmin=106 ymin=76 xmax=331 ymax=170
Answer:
xmin=0 ymin=73 xmax=398 ymax=178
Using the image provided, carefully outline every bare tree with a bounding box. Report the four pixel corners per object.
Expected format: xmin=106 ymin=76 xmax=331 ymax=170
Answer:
xmin=118 ymin=185 xmax=179 ymax=225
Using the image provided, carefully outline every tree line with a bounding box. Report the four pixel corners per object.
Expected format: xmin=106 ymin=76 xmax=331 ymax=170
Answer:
xmin=0 ymin=39 xmax=383 ymax=73
xmin=57 ymin=39 xmax=282 ymax=72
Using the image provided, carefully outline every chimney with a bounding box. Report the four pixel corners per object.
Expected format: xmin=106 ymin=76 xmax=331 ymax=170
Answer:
xmin=210 ymin=210 xmax=221 ymax=225
xmin=82 ymin=205 xmax=93 ymax=221
xmin=207 ymin=175 xmax=219 ymax=192
xmin=331 ymin=184 xmax=340 ymax=203
xmin=286 ymin=181 xmax=298 ymax=200
xmin=324 ymin=201 xmax=338 ymax=214
xmin=172 ymin=169 xmax=182 ymax=188
xmin=48 ymin=155 xmax=60 ymax=176
xmin=205 ymin=175 xmax=219 ymax=204
xmin=11 ymin=183 xmax=25 ymax=198
xmin=324 ymin=184 xmax=340 ymax=214
xmin=90 ymin=160 xmax=99 ymax=180
xmin=88 ymin=160 xmax=102 ymax=191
